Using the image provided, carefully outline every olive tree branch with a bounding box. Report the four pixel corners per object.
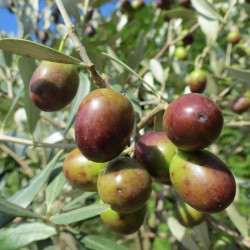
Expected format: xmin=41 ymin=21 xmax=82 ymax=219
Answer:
xmin=54 ymin=0 xmax=108 ymax=88
xmin=0 ymin=134 xmax=76 ymax=149
xmin=207 ymin=215 xmax=250 ymax=248
xmin=137 ymin=102 xmax=168 ymax=131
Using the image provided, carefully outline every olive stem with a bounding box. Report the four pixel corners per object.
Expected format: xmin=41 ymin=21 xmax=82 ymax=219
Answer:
xmin=137 ymin=102 xmax=168 ymax=131
xmin=0 ymin=144 xmax=33 ymax=177
xmin=136 ymin=229 xmax=144 ymax=250
xmin=207 ymin=215 xmax=250 ymax=248
xmin=222 ymin=42 xmax=232 ymax=78
xmin=54 ymin=0 xmax=108 ymax=88
xmin=58 ymin=33 xmax=69 ymax=53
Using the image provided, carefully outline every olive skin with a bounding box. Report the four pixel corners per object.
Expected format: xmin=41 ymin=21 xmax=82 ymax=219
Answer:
xmin=170 ymin=150 xmax=236 ymax=213
xmin=175 ymin=199 xmax=205 ymax=227
xmin=163 ymin=93 xmax=223 ymax=152
xmin=75 ymin=88 xmax=134 ymax=162
xmin=227 ymin=31 xmax=241 ymax=44
xmin=100 ymin=205 xmax=146 ymax=234
xmin=29 ymin=61 xmax=79 ymax=112
xmin=157 ymin=0 xmax=172 ymax=10
xmin=63 ymin=148 xmax=108 ymax=191
xmin=85 ymin=25 xmax=96 ymax=37
xmin=174 ymin=46 xmax=187 ymax=60
xmin=178 ymin=0 xmax=191 ymax=8
xmin=97 ymin=157 xmax=152 ymax=214
xmin=231 ymin=97 xmax=250 ymax=114
xmin=135 ymin=131 xmax=176 ymax=184
xmin=188 ymin=70 xmax=206 ymax=93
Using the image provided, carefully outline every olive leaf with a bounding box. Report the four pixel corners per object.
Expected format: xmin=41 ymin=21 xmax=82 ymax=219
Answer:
xmin=0 ymin=39 xmax=81 ymax=64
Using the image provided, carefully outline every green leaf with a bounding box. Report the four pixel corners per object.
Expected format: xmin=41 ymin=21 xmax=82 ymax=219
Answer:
xmin=50 ymin=203 xmax=110 ymax=225
xmin=45 ymin=172 xmax=66 ymax=211
xmin=193 ymin=222 xmax=210 ymax=250
xmin=149 ymin=59 xmax=164 ymax=84
xmin=227 ymin=67 xmax=250 ymax=83
xmin=80 ymin=235 xmax=130 ymax=250
xmin=191 ymin=0 xmax=223 ymax=21
xmin=18 ymin=56 xmax=40 ymax=134
xmin=62 ymin=192 xmax=95 ymax=212
xmin=198 ymin=15 xmax=219 ymax=46
xmin=127 ymin=31 xmax=146 ymax=70
xmin=1 ymin=85 xmax=24 ymax=131
xmin=0 ymin=34 xmax=12 ymax=67
xmin=0 ymin=197 xmax=41 ymax=219
xmin=0 ymin=222 xmax=57 ymax=249
xmin=64 ymin=72 xmax=91 ymax=136
xmin=226 ymin=203 xmax=249 ymax=237
xmin=164 ymin=8 xmax=197 ymax=20
xmin=167 ymin=216 xmax=200 ymax=250
xmin=0 ymin=39 xmax=81 ymax=64
xmin=0 ymin=151 xmax=63 ymax=227
xmin=102 ymin=52 xmax=158 ymax=97
xmin=61 ymin=0 xmax=80 ymax=23
xmin=17 ymin=0 xmax=38 ymax=38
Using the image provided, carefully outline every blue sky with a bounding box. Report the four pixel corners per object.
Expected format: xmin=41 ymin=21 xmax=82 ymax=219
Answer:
xmin=0 ymin=0 xmax=155 ymax=36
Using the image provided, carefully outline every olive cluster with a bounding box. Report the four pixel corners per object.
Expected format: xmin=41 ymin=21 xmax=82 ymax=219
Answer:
xmin=29 ymin=64 xmax=236 ymax=233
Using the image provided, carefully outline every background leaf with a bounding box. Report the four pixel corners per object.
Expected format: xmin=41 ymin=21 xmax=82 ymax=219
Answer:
xmin=0 ymin=151 xmax=63 ymax=227
xmin=167 ymin=216 xmax=200 ymax=250
xmin=18 ymin=56 xmax=40 ymax=134
xmin=0 ymin=39 xmax=81 ymax=64
xmin=226 ymin=203 xmax=249 ymax=237
xmin=50 ymin=203 xmax=110 ymax=225
xmin=198 ymin=15 xmax=219 ymax=46
xmin=63 ymin=72 xmax=91 ymax=137
xmin=80 ymin=235 xmax=130 ymax=250
xmin=45 ymin=172 xmax=66 ymax=211
xmin=191 ymin=0 xmax=223 ymax=21
xmin=62 ymin=192 xmax=95 ymax=212
xmin=227 ymin=68 xmax=250 ymax=83
xmin=0 ymin=222 xmax=57 ymax=249
xmin=0 ymin=197 xmax=42 ymax=219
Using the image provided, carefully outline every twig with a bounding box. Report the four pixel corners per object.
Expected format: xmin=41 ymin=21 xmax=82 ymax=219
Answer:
xmin=0 ymin=144 xmax=33 ymax=177
xmin=137 ymin=102 xmax=167 ymax=131
xmin=224 ymin=121 xmax=250 ymax=127
xmin=207 ymin=216 xmax=250 ymax=248
xmin=136 ymin=229 xmax=144 ymax=250
xmin=0 ymin=134 xmax=76 ymax=149
xmin=155 ymin=22 xmax=199 ymax=60
xmin=54 ymin=0 xmax=108 ymax=89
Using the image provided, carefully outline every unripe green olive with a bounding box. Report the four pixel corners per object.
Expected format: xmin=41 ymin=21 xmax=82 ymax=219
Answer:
xmin=63 ymin=148 xmax=108 ymax=191
xmin=174 ymin=46 xmax=187 ymax=60
xmin=226 ymin=31 xmax=241 ymax=44
xmin=100 ymin=205 xmax=146 ymax=234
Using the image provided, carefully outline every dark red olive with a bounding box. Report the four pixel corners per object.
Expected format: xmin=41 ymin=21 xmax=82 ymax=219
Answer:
xmin=231 ymin=97 xmax=250 ymax=114
xmin=75 ymin=88 xmax=134 ymax=162
xmin=29 ymin=61 xmax=79 ymax=112
xmin=163 ymin=93 xmax=223 ymax=151
xmin=135 ymin=131 xmax=176 ymax=184
xmin=85 ymin=25 xmax=96 ymax=37
xmin=157 ymin=0 xmax=172 ymax=10
xmin=178 ymin=0 xmax=191 ymax=8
